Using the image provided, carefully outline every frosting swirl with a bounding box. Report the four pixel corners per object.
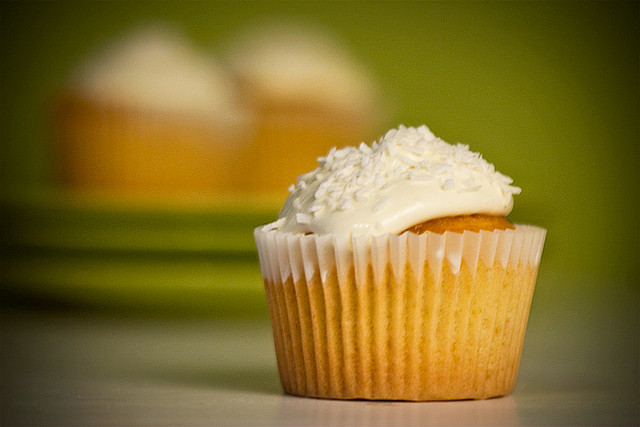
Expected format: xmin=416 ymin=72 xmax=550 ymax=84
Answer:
xmin=270 ymin=125 xmax=521 ymax=236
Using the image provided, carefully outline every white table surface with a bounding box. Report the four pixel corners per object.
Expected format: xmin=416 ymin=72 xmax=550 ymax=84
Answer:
xmin=1 ymin=278 xmax=638 ymax=426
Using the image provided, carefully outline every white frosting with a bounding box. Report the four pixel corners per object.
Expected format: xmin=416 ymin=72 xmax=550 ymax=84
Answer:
xmin=226 ymin=22 xmax=379 ymax=116
xmin=69 ymin=25 xmax=246 ymax=123
xmin=270 ymin=125 xmax=521 ymax=236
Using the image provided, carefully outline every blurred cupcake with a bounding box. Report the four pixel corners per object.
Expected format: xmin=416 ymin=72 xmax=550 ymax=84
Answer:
xmin=53 ymin=24 xmax=251 ymax=197
xmin=254 ymin=125 xmax=546 ymax=400
xmin=226 ymin=22 xmax=384 ymax=196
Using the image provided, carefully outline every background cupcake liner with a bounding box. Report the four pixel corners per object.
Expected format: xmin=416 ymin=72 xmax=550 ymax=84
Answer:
xmin=54 ymin=95 xmax=249 ymax=194
xmin=254 ymin=225 xmax=546 ymax=400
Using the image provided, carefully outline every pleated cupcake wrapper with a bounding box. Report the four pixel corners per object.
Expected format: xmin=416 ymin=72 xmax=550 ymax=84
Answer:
xmin=254 ymin=225 xmax=546 ymax=400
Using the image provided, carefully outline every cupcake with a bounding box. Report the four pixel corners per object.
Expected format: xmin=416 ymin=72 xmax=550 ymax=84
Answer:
xmin=254 ymin=125 xmax=546 ymax=400
xmin=54 ymin=25 xmax=250 ymax=196
xmin=226 ymin=22 xmax=384 ymax=196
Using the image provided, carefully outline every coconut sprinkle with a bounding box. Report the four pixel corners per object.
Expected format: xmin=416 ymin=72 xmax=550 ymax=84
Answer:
xmin=296 ymin=213 xmax=312 ymax=224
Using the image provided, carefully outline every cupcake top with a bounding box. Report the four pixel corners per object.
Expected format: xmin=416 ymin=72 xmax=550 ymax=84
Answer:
xmin=68 ymin=25 xmax=245 ymax=124
xmin=225 ymin=22 xmax=380 ymax=117
xmin=269 ymin=125 xmax=521 ymax=236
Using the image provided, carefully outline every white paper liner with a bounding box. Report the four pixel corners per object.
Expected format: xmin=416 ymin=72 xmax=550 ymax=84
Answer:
xmin=255 ymin=225 xmax=546 ymax=400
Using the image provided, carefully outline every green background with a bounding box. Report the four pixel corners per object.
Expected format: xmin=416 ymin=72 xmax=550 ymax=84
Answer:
xmin=1 ymin=1 xmax=638 ymax=315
